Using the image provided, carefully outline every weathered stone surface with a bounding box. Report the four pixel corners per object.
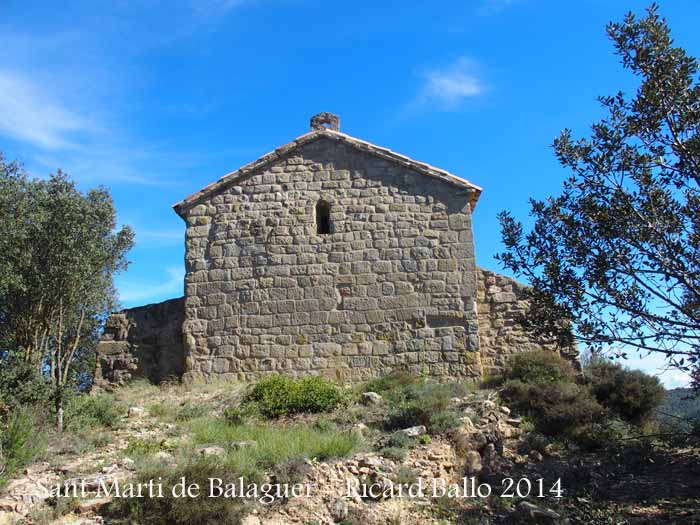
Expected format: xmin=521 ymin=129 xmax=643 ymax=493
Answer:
xmin=95 ymin=297 xmax=185 ymax=387
xmin=401 ymin=425 xmax=427 ymax=438
xmin=361 ymin=392 xmax=383 ymax=405
xmin=178 ymin=133 xmax=482 ymax=383
xmin=476 ymin=268 xmax=578 ymax=377
xmin=95 ymin=119 xmax=578 ymax=386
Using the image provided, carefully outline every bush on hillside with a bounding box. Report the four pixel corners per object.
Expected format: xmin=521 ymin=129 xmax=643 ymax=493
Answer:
xmin=586 ymin=358 xmax=665 ymax=424
xmin=0 ymin=407 xmax=46 ymax=487
xmin=106 ymin=460 xmax=253 ymax=525
xmin=65 ymin=393 xmax=125 ymax=431
xmin=0 ymin=356 xmax=52 ymax=412
xmin=385 ymin=381 xmax=466 ymax=434
xmin=362 ymin=369 xmax=419 ymax=394
xmin=246 ymin=375 xmax=343 ymax=418
xmin=502 ymin=379 xmax=604 ymax=438
xmin=502 ymin=350 xmax=577 ymax=384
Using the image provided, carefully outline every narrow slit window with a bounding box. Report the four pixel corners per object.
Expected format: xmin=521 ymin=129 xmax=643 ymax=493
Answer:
xmin=316 ymin=200 xmax=331 ymax=235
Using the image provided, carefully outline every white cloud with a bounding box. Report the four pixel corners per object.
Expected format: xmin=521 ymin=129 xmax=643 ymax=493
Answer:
xmin=118 ymin=267 xmax=185 ymax=304
xmin=418 ymin=58 xmax=485 ymax=110
xmin=0 ymin=70 xmax=93 ymax=150
xmin=136 ymin=228 xmax=184 ymax=244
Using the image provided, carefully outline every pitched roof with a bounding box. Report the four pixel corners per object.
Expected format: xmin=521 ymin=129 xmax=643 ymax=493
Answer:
xmin=172 ymin=128 xmax=483 ymax=217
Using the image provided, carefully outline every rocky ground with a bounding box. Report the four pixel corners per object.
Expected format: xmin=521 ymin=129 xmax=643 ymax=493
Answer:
xmin=1 ymin=380 xmax=699 ymax=525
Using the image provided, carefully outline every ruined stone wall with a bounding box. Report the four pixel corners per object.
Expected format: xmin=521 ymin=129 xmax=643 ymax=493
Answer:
xmin=180 ymin=137 xmax=481 ymax=382
xmin=95 ymin=297 xmax=185 ymax=387
xmin=476 ymin=268 xmax=578 ymax=376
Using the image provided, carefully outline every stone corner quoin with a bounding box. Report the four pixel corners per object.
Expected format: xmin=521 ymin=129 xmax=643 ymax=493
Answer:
xmin=95 ymin=113 xmax=577 ymax=387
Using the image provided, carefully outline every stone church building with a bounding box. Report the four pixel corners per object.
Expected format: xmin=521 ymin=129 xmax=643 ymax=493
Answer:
xmin=96 ymin=113 xmax=573 ymax=387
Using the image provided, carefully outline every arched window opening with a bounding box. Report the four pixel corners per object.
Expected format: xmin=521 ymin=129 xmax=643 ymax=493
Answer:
xmin=316 ymin=200 xmax=331 ymax=235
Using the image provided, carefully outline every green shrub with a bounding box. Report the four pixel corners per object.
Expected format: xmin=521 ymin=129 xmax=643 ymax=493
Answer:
xmin=247 ymin=375 xmax=343 ymax=418
xmin=569 ymin=418 xmax=636 ymax=452
xmin=222 ymin=406 xmax=248 ymax=426
xmin=175 ymin=402 xmax=208 ymax=422
xmin=378 ymin=446 xmax=406 ymax=461
xmin=386 ymin=431 xmax=414 ymax=449
xmin=0 ymin=356 xmax=52 ymax=412
xmin=586 ymin=358 xmax=665 ymax=424
xmin=65 ymin=392 xmax=125 ymax=430
xmin=502 ymin=379 xmax=604 ymax=437
xmin=269 ymin=457 xmax=311 ymax=485
xmin=385 ymin=382 xmax=463 ymax=434
xmin=362 ymin=370 xmax=419 ymax=394
xmin=107 ymin=459 xmax=253 ymax=524
xmin=0 ymin=407 xmax=46 ymax=487
xmin=125 ymin=439 xmax=163 ymax=459
xmin=503 ymin=350 xmax=576 ymax=384
xmin=517 ymin=431 xmax=550 ymax=455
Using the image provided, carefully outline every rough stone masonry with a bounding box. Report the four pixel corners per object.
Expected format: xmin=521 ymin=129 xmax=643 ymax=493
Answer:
xmin=96 ymin=113 xmax=576 ymax=387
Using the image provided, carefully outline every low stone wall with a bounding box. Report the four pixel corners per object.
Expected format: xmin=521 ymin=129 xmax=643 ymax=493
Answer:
xmin=94 ymin=297 xmax=185 ymax=388
xmin=476 ymin=268 xmax=578 ymax=377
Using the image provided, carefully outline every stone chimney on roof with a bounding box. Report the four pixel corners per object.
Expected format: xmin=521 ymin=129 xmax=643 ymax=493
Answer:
xmin=310 ymin=112 xmax=340 ymax=132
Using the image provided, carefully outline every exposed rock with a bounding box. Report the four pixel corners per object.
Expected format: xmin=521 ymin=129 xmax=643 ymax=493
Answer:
xmin=361 ymin=392 xmax=383 ymax=405
xmin=351 ymin=423 xmax=370 ymax=438
xmin=241 ymin=516 xmax=262 ymax=525
xmin=328 ymin=498 xmax=349 ymax=522
xmin=197 ymin=446 xmax=226 ymax=457
xmin=529 ymin=450 xmax=544 ymax=462
xmin=95 ymin=297 xmax=185 ymax=388
xmin=516 ymin=501 xmax=561 ymax=522
xmin=358 ymin=456 xmax=384 ymax=470
xmin=400 ymin=425 xmax=426 ymax=438
xmin=463 ymin=450 xmax=483 ymax=476
xmin=127 ymin=406 xmax=145 ymax=418
xmin=455 ymin=430 xmax=487 ymax=454
xmin=154 ymin=451 xmax=175 ymax=461
xmin=230 ymin=441 xmax=257 ymax=450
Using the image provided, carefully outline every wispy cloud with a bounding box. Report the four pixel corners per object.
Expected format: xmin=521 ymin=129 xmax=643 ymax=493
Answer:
xmin=0 ymin=70 xmax=94 ymax=150
xmin=417 ymin=57 xmax=485 ymax=110
xmin=136 ymin=228 xmax=184 ymax=244
xmin=118 ymin=267 xmax=184 ymax=305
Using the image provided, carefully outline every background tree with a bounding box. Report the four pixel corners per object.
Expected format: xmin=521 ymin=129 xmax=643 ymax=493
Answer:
xmin=0 ymin=154 xmax=134 ymax=430
xmin=498 ymin=4 xmax=700 ymax=390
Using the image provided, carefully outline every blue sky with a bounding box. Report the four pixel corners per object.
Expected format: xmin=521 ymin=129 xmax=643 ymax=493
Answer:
xmin=2 ymin=0 xmax=698 ymax=387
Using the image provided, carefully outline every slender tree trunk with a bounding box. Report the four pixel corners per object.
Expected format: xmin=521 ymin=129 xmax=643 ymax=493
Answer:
xmin=55 ymin=389 xmax=64 ymax=433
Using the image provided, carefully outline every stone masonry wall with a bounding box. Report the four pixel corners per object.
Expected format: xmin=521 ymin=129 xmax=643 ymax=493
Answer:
xmin=477 ymin=268 xmax=578 ymax=376
xmin=180 ymin=137 xmax=481 ymax=382
xmin=94 ymin=269 xmax=578 ymax=387
xmin=94 ymin=297 xmax=185 ymax=387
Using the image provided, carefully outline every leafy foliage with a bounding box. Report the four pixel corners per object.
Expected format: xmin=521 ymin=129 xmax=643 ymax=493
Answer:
xmin=0 ymin=153 xmax=134 ymax=429
xmin=381 ymin=379 xmax=468 ymax=435
xmin=246 ymin=375 xmax=343 ymax=418
xmin=0 ymin=407 xmax=47 ymax=487
xmin=107 ymin=459 xmax=252 ymax=525
xmin=497 ymin=4 xmax=700 ymax=388
xmin=502 ymin=379 xmax=605 ymax=437
xmin=0 ymin=354 xmax=52 ymax=412
xmin=586 ymin=357 xmax=665 ymax=423
xmin=502 ymin=350 xmax=577 ymax=384
xmin=65 ymin=393 xmax=125 ymax=431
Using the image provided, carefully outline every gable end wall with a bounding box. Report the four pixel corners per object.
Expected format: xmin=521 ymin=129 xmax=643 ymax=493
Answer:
xmin=180 ymin=137 xmax=481 ymax=382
